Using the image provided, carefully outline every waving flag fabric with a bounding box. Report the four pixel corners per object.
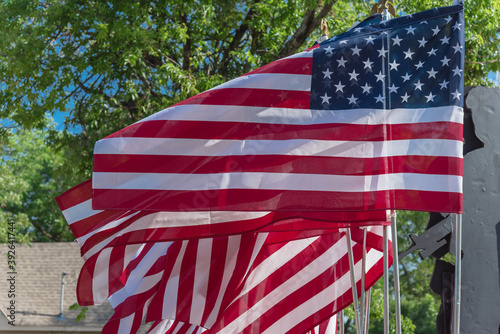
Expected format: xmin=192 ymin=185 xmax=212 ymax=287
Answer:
xmin=56 ymin=181 xmax=390 ymax=334
xmin=92 ymin=4 xmax=464 ymax=214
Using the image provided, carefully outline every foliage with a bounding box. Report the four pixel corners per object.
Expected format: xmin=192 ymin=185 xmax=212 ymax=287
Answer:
xmin=0 ymin=125 xmax=76 ymax=242
xmin=0 ymin=0 xmax=497 ymax=330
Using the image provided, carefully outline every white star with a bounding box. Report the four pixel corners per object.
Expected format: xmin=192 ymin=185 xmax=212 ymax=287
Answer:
xmin=324 ymin=45 xmax=334 ymax=54
xmin=445 ymin=16 xmax=452 ymax=23
xmin=389 ymin=84 xmax=399 ymax=93
xmin=389 ymin=59 xmax=400 ymax=71
xmin=365 ymin=36 xmax=375 ymax=44
xmin=406 ymin=26 xmax=416 ymax=34
xmin=320 ymin=93 xmax=331 ymax=104
xmin=414 ymin=80 xmax=424 ymax=91
xmin=431 ymin=25 xmax=441 ymax=36
xmin=374 ymin=94 xmax=385 ymax=103
xmin=375 ymin=71 xmax=386 ymax=82
xmin=425 ymin=92 xmax=436 ymax=102
xmin=453 ymin=22 xmax=462 ymax=31
xmin=404 ymin=48 xmax=415 ymax=59
xmin=322 ymin=68 xmax=333 ymax=79
xmin=440 ymin=56 xmax=451 ymax=66
xmin=415 ymin=61 xmax=425 ymax=69
xmin=401 ymin=73 xmax=411 ymax=82
xmin=451 ymin=89 xmax=462 ymax=100
xmin=363 ymin=58 xmax=374 ymax=70
xmin=339 ymin=40 xmax=348 ymax=44
xmin=427 ymin=48 xmax=437 ymax=56
xmin=347 ymin=94 xmax=358 ymax=104
xmin=427 ymin=67 xmax=438 ymax=78
xmin=452 ymin=66 xmax=462 ymax=77
xmin=337 ymin=56 xmax=347 ymax=67
xmin=351 ymin=45 xmax=362 ymax=56
xmin=420 ymin=20 xmax=428 ymax=24
xmin=392 ymin=35 xmax=402 ymax=46
xmin=361 ymin=83 xmax=372 ymax=94
xmin=440 ymin=35 xmax=450 ymax=44
xmin=348 ymin=70 xmax=359 ymax=81
xmin=439 ymin=79 xmax=449 ymax=90
xmin=378 ymin=47 xmax=388 ymax=58
xmin=418 ymin=37 xmax=427 ymax=48
xmin=401 ymin=92 xmax=410 ymax=103
xmin=334 ymin=81 xmax=345 ymax=92
xmin=453 ymin=42 xmax=462 ymax=54
xmin=354 ymin=27 xmax=363 ymax=33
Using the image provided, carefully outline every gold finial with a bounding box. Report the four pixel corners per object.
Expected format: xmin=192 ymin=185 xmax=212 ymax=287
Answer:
xmin=370 ymin=0 xmax=397 ymax=17
xmin=321 ymin=19 xmax=329 ymax=37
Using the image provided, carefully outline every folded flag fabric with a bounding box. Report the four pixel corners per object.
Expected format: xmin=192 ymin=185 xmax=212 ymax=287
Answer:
xmin=56 ymin=181 xmax=390 ymax=333
xmin=80 ymin=228 xmax=388 ymax=334
xmin=92 ymin=3 xmax=464 ymax=214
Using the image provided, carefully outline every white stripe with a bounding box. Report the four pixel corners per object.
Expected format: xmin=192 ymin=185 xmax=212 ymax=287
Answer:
xmin=79 ymin=211 xmax=270 ymax=259
xmin=234 ymin=237 xmax=318 ymax=301
xmin=205 ymin=235 xmax=242 ymax=327
xmin=92 ymin=247 xmax=112 ymax=304
xmin=162 ymin=241 xmax=188 ymax=319
xmin=77 ymin=211 xmax=141 ymax=246
xmin=284 ymin=50 xmax=314 ymax=59
xmin=218 ymin=236 xmax=348 ymax=334
xmin=62 ymin=199 xmax=102 ymax=224
xmin=117 ymin=313 xmax=135 ymax=334
xmin=94 ymin=137 xmax=463 ymax=159
xmin=208 ymin=73 xmax=311 ymax=92
xmin=190 ymin=238 xmax=212 ymax=326
xmin=123 ymin=244 xmax=145 ymax=268
xmin=264 ymin=249 xmax=383 ymax=334
xmin=93 ymin=172 xmax=463 ymax=193
xmin=132 ymin=105 xmax=462 ymax=126
xmin=108 ymin=242 xmax=170 ymax=308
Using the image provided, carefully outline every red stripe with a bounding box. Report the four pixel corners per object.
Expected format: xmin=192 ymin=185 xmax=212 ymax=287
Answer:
xmin=79 ymin=211 xmax=151 ymax=256
xmin=104 ymin=119 xmax=462 ymax=141
xmin=175 ymin=88 xmax=311 ymax=109
xmin=146 ymin=241 xmax=184 ymax=323
xmin=55 ymin=179 xmax=92 ymax=211
xmin=176 ymin=240 xmax=198 ymax=321
xmin=108 ymin=246 xmax=126 ymax=296
xmin=200 ymin=237 xmax=229 ymax=326
xmin=77 ymin=212 xmax=387 ymax=251
xmin=93 ymin=154 xmax=463 ymax=176
xmin=92 ymin=188 xmax=463 ymax=213
xmin=70 ymin=210 xmax=130 ymax=240
xmin=245 ymin=57 xmax=312 ymax=75
xmin=76 ymin=255 xmax=96 ymax=306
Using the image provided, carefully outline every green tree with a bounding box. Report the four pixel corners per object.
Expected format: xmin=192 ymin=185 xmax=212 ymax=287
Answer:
xmin=0 ymin=125 xmax=77 ymax=242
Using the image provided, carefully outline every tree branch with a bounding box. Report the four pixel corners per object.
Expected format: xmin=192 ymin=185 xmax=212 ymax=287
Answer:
xmin=219 ymin=0 xmax=260 ymax=70
xmin=465 ymin=58 xmax=500 ymax=65
xmin=179 ymin=12 xmax=191 ymax=71
xmin=278 ymin=1 xmax=336 ymax=59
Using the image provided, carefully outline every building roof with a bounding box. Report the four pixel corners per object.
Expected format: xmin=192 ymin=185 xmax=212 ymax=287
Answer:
xmin=0 ymin=242 xmax=150 ymax=333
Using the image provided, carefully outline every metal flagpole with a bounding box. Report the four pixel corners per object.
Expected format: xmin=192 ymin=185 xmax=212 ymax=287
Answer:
xmin=339 ymin=310 xmax=345 ymax=334
xmin=364 ymin=288 xmax=371 ymax=334
xmin=383 ymin=224 xmax=390 ymax=334
xmin=391 ymin=211 xmax=402 ymax=334
xmin=360 ymin=228 xmax=368 ymax=330
xmin=346 ymin=228 xmax=361 ymax=334
xmin=453 ymin=213 xmax=462 ymax=334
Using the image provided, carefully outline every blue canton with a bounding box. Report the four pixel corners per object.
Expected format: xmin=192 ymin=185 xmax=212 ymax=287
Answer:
xmin=311 ymin=4 xmax=464 ymax=110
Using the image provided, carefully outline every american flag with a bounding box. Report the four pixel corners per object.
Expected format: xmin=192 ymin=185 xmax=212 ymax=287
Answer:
xmin=56 ymin=181 xmax=390 ymax=334
xmin=92 ymin=4 xmax=464 ymax=214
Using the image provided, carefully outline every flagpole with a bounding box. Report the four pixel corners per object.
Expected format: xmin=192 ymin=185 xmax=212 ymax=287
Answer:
xmin=339 ymin=310 xmax=345 ymax=334
xmin=383 ymin=224 xmax=390 ymax=334
xmin=391 ymin=211 xmax=402 ymax=334
xmin=364 ymin=288 xmax=371 ymax=334
xmin=453 ymin=213 xmax=462 ymax=334
xmin=346 ymin=228 xmax=361 ymax=334
xmin=360 ymin=228 xmax=368 ymax=330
